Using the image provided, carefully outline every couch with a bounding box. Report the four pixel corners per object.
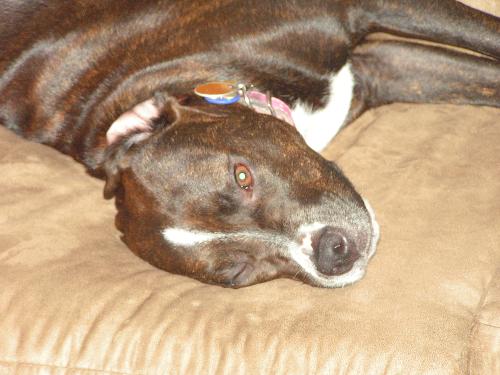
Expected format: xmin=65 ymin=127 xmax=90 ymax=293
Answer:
xmin=1 ymin=1 xmax=499 ymax=374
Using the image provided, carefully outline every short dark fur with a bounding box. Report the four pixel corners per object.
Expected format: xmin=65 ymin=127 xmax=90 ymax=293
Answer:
xmin=1 ymin=0 xmax=498 ymax=287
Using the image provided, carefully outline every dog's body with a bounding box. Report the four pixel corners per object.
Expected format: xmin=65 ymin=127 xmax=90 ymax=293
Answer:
xmin=1 ymin=0 xmax=499 ymax=288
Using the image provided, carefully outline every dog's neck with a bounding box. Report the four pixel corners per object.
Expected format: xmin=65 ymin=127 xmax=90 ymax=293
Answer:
xmin=104 ymin=61 xmax=357 ymax=157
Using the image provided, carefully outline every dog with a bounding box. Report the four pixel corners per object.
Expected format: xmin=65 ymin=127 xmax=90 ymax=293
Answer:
xmin=0 ymin=0 xmax=498 ymax=288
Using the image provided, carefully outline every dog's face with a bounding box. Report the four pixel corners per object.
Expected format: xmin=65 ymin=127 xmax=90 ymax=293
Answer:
xmin=104 ymin=95 xmax=379 ymax=288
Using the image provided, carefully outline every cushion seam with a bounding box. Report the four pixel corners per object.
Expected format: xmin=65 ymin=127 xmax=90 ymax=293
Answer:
xmin=465 ymin=266 xmax=500 ymax=372
xmin=475 ymin=321 xmax=500 ymax=329
xmin=472 ymin=267 xmax=500 ymax=323
xmin=0 ymin=359 xmax=143 ymax=375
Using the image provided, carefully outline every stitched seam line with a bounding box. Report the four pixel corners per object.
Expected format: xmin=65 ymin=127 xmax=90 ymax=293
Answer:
xmin=0 ymin=359 xmax=144 ymax=375
xmin=474 ymin=321 xmax=500 ymax=329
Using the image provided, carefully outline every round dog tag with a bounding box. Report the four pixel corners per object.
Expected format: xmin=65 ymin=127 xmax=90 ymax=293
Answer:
xmin=194 ymin=82 xmax=240 ymax=105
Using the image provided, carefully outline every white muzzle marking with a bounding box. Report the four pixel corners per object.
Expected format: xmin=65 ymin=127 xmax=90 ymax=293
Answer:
xmin=162 ymin=228 xmax=228 ymax=247
xmin=363 ymin=199 xmax=380 ymax=259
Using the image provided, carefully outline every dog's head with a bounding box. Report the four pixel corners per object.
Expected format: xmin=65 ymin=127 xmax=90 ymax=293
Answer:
xmin=102 ymin=94 xmax=379 ymax=288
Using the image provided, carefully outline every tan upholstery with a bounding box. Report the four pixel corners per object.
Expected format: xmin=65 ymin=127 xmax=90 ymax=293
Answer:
xmin=1 ymin=2 xmax=499 ymax=374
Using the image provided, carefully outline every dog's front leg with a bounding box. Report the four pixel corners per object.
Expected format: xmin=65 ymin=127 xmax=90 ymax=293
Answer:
xmin=347 ymin=40 xmax=500 ymax=119
xmin=348 ymin=0 xmax=499 ymax=59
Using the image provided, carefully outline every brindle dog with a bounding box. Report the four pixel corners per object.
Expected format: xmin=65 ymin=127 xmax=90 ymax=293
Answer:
xmin=1 ymin=1 xmax=498 ymax=288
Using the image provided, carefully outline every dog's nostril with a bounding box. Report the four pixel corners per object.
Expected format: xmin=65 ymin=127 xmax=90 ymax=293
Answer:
xmin=312 ymin=227 xmax=359 ymax=276
xmin=326 ymin=233 xmax=347 ymax=256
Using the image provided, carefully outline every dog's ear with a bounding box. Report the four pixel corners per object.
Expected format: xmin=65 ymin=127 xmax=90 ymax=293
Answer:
xmin=102 ymin=94 xmax=184 ymax=199
xmin=106 ymin=93 xmax=182 ymax=146
xmin=102 ymin=139 xmax=133 ymax=199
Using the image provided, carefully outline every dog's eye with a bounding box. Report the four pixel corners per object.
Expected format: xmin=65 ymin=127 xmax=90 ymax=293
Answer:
xmin=234 ymin=164 xmax=253 ymax=190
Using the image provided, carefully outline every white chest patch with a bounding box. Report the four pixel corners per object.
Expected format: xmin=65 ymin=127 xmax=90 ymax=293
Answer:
xmin=291 ymin=63 xmax=355 ymax=152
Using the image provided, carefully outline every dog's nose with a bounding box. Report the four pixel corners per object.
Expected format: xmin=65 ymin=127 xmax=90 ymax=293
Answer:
xmin=312 ymin=227 xmax=360 ymax=276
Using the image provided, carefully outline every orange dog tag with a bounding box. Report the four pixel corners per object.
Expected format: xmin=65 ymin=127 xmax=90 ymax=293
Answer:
xmin=194 ymin=82 xmax=240 ymax=104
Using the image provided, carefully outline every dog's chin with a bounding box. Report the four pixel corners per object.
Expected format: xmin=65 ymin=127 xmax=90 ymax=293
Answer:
xmin=289 ymin=245 xmax=369 ymax=288
xmin=303 ymin=260 xmax=368 ymax=288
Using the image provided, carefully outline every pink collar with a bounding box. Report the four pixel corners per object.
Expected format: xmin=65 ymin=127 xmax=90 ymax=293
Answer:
xmin=242 ymin=90 xmax=295 ymax=127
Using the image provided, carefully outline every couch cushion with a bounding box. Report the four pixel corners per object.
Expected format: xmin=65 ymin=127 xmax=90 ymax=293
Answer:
xmin=1 ymin=101 xmax=499 ymax=374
